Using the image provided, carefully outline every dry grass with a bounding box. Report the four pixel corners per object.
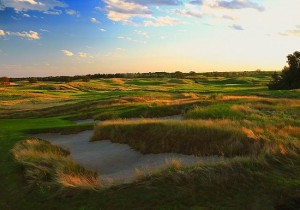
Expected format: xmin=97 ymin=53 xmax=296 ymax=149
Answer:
xmin=231 ymin=105 xmax=259 ymax=115
xmin=91 ymin=119 xmax=267 ymax=156
xmin=92 ymin=119 xmax=300 ymax=157
xmin=12 ymin=139 xmax=100 ymax=190
xmin=165 ymin=159 xmax=183 ymax=170
xmin=110 ymin=78 xmax=124 ymax=85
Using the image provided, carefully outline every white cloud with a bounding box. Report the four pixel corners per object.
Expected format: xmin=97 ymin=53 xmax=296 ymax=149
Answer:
xmin=43 ymin=10 xmax=62 ymax=15
xmin=78 ymin=52 xmax=94 ymax=58
xmin=23 ymin=13 xmax=31 ymax=17
xmin=135 ymin=30 xmax=150 ymax=38
xmin=116 ymin=47 xmax=125 ymax=51
xmin=66 ymin=9 xmax=80 ymax=17
xmin=103 ymin=0 xmax=152 ymax=24
xmin=1 ymin=0 xmax=67 ymax=12
xmin=78 ymin=52 xmax=88 ymax=58
xmin=99 ymin=28 xmax=106 ymax=32
xmin=90 ymin=17 xmax=100 ymax=24
xmin=0 ymin=29 xmax=6 ymax=36
xmin=0 ymin=28 xmax=41 ymax=40
xmin=61 ymin=50 xmax=74 ymax=57
xmin=4 ymin=30 xmax=40 ymax=40
xmin=144 ymin=16 xmax=182 ymax=27
xmin=117 ymin=36 xmax=146 ymax=43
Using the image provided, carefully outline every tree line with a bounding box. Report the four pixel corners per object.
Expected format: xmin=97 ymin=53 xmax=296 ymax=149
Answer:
xmin=3 ymin=70 xmax=274 ymax=83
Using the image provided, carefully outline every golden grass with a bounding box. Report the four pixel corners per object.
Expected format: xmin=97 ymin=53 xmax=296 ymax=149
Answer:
xmin=92 ymin=119 xmax=300 ymax=157
xmin=110 ymin=78 xmax=124 ymax=85
xmin=182 ymin=93 xmax=200 ymax=99
xmin=92 ymin=119 xmax=263 ymax=157
xmin=165 ymin=159 xmax=183 ymax=170
xmin=0 ymin=88 xmax=70 ymax=106
xmin=221 ymin=95 xmax=261 ymax=101
xmin=56 ymin=170 xmax=99 ymax=189
xmin=231 ymin=105 xmax=259 ymax=115
xmin=12 ymin=139 xmax=100 ymax=190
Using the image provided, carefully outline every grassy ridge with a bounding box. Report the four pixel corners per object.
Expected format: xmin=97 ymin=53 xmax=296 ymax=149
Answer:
xmin=92 ymin=119 xmax=267 ymax=156
xmin=133 ymin=155 xmax=300 ymax=210
xmin=12 ymin=138 xmax=99 ymax=190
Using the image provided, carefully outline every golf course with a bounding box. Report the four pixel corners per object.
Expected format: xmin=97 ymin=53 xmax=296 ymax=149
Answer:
xmin=1 ymin=71 xmax=300 ymax=209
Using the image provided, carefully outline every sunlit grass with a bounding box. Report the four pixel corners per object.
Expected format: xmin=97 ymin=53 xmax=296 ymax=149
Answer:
xmin=92 ymin=119 xmax=272 ymax=156
xmin=12 ymin=138 xmax=100 ymax=190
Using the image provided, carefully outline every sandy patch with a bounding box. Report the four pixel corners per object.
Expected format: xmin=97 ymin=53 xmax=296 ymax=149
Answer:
xmin=33 ymin=130 xmax=220 ymax=185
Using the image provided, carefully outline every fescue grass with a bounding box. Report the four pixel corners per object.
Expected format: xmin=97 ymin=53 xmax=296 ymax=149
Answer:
xmin=184 ymin=103 xmax=245 ymax=120
xmin=91 ymin=119 xmax=278 ymax=157
xmin=131 ymin=154 xmax=300 ymax=210
xmin=93 ymin=101 xmax=199 ymax=120
xmin=12 ymin=138 xmax=100 ymax=190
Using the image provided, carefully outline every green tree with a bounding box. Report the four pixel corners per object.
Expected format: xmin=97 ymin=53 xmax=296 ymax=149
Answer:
xmin=28 ymin=77 xmax=38 ymax=83
xmin=268 ymin=51 xmax=300 ymax=90
xmin=174 ymin=71 xmax=185 ymax=79
xmin=82 ymin=76 xmax=91 ymax=82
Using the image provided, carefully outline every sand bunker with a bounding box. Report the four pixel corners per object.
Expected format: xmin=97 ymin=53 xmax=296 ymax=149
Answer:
xmin=34 ymin=130 xmax=220 ymax=185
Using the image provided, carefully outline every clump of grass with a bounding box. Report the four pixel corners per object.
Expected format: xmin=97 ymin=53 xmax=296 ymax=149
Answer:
xmin=92 ymin=119 xmax=263 ymax=156
xmin=184 ymin=103 xmax=243 ymax=120
xmin=208 ymin=93 xmax=223 ymax=100
xmin=12 ymin=139 xmax=100 ymax=190
xmin=231 ymin=104 xmax=259 ymax=115
xmin=165 ymin=159 xmax=183 ymax=170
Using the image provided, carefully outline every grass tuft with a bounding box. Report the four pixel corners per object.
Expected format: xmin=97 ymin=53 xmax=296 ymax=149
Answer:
xmin=91 ymin=119 xmax=267 ymax=156
xmin=12 ymin=138 xmax=100 ymax=190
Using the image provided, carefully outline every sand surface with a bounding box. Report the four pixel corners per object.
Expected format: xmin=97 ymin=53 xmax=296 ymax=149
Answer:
xmin=34 ymin=130 xmax=220 ymax=185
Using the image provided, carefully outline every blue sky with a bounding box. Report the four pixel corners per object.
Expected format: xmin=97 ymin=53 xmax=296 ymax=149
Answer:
xmin=0 ymin=0 xmax=300 ymax=77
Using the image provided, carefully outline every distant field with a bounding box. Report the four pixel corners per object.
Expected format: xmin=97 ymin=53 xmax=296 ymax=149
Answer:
xmin=1 ymin=73 xmax=300 ymax=209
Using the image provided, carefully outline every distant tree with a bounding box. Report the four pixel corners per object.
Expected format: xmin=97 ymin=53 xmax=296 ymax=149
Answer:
xmin=64 ymin=77 xmax=71 ymax=83
xmin=189 ymin=71 xmax=197 ymax=77
xmin=28 ymin=77 xmax=38 ymax=83
xmin=1 ymin=76 xmax=10 ymax=86
xmin=174 ymin=71 xmax=185 ymax=79
xmin=82 ymin=76 xmax=91 ymax=82
xmin=268 ymin=51 xmax=300 ymax=90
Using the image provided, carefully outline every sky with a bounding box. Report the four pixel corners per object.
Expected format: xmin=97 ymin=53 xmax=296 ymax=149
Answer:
xmin=0 ymin=0 xmax=300 ymax=77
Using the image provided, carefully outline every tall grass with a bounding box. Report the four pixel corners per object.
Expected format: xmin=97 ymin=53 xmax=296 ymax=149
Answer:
xmin=184 ymin=103 xmax=244 ymax=120
xmin=12 ymin=139 xmax=100 ymax=190
xmin=91 ymin=119 xmax=266 ymax=156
